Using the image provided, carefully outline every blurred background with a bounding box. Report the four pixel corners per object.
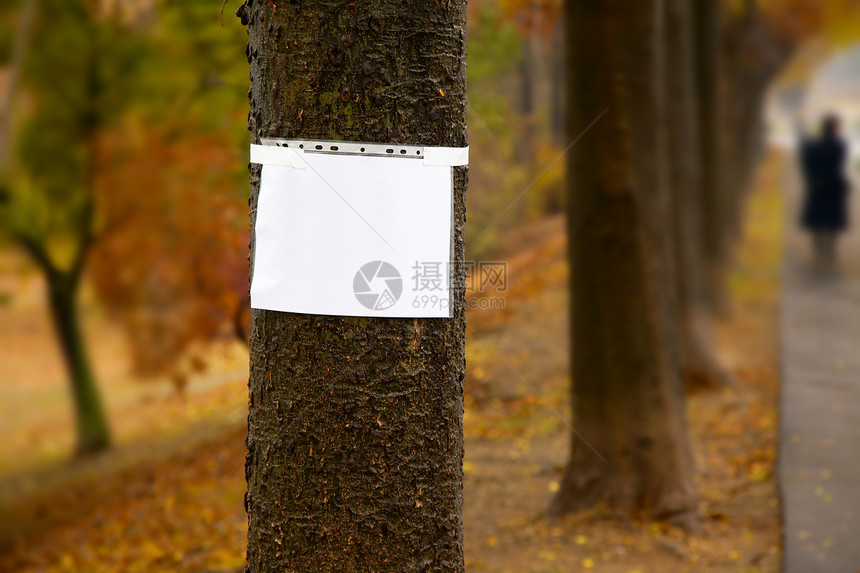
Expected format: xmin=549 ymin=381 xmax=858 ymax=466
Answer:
xmin=1 ymin=0 xmax=860 ymax=571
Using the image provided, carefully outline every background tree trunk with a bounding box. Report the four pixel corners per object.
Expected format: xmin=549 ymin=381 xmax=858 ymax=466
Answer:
xmin=549 ymin=17 xmax=565 ymax=146
xmin=47 ymin=270 xmax=110 ymax=455
xmin=518 ymin=38 xmax=536 ymax=168
xmin=14 ymin=1 xmax=111 ymax=457
xmin=692 ymin=0 xmax=730 ymax=315
xmin=724 ymin=3 xmax=796 ymax=214
xmin=0 ymin=0 xmax=37 ymax=172
xmin=550 ymin=0 xmax=700 ymax=529
xmin=666 ymin=0 xmax=735 ymax=390
xmin=241 ymin=1 xmax=467 ymax=571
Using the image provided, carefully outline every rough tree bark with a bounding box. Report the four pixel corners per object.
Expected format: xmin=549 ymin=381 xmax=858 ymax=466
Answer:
xmin=665 ymin=0 xmax=736 ymax=390
xmin=240 ymin=0 xmax=467 ymax=571
xmin=550 ymin=0 xmax=700 ymax=529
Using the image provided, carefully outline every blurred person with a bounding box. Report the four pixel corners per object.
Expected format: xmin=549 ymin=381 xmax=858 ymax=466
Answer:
xmin=799 ymin=114 xmax=851 ymax=270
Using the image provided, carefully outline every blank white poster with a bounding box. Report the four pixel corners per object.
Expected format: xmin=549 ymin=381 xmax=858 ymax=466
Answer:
xmin=251 ymin=152 xmax=454 ymax=318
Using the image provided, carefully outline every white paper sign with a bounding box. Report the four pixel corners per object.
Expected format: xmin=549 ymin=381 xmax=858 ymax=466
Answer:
xmin=251 ymin=149 xmax=456 ymax=318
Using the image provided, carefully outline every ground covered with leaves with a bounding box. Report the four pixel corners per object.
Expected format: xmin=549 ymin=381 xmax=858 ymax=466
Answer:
xmin=0 ymin=155 xmax=785 ymax=572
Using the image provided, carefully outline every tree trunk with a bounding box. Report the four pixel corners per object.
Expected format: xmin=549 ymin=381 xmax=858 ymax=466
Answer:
xmin=241 ymin=1 xmax=467 ymax=571
xmin=723 ymin=7 xmax=796 ymax=220
xmin=0 ymin=0 xmax=38 ymax=172
xmin=550 ymin=0 xmax=700 ymax=530
xmin=665 ymin=0 xmax=736 ymax=390
xmin=518 ymin=38 xmax=536 ymax=168
xmin=46 ymin=271 xmax=110 ymax=455
xmin=549 ymin=17 xmax=565 ymax=146
xmin=692 ymin=0 xmax=730 ymax=315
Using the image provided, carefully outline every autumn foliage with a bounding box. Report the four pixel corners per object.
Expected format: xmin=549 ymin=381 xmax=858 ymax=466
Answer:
xmin=90 ymin=124 xmax=249 ymax=379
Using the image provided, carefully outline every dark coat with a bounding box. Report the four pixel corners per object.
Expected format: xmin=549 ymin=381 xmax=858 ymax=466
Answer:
xmin=800 ymin=136 xmax=850 ymax=232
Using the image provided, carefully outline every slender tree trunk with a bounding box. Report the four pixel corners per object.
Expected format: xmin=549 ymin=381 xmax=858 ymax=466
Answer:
xmin=722 ymin=10 xmax=757 ymax=246
xmin=665 ymin=0 xmax=736 ymax=390
xmin=46 ymin=271 xmax=110 ymax=455
xmin=0 ymin=0 xmax=38 ymax=172
xmin=241 ymin=1 xmax=467 ymax=571
xmin=549 ymin=17 xmax=565 ymax=146
xmin=550 ymin=0 xmax=700 ymax=530
xmin=723 ymin=7 xmax=796 ymax=223
xmin=518 ymin=38 xmax=536 ymax=168
xmin=692 ymin=0 xmax=730 ymax=315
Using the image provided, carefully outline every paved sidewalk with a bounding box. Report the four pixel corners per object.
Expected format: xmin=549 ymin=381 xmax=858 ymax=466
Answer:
xmin=780 ymin=158 xmax=860 ymax=573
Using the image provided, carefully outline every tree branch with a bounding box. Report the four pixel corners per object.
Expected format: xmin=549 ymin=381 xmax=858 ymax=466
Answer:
xmin=14 ymin=230 xmax=57 ymax=277
xmin=70 ymin=195 xmax=96 ymax=282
